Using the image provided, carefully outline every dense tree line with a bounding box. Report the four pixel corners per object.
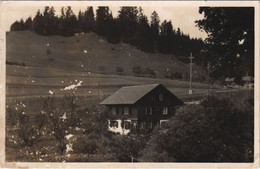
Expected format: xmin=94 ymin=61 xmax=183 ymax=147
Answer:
xmin=10 ymin=6 xmax=204 ymax=63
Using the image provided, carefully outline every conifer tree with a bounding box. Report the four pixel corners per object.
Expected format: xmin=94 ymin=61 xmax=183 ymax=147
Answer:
xmin=95 ymin=7 xmax=111 ymax=36
xmin=159 ymin=20 xmax=174 ymax=54
xmin=84 ymin=6 xmax=95 ymax=32
xmin=135 ymin=7 xmax=153 ymax=52
xmin=118 ymin=7 xmax=138 ymax=43
xmin=150 ymin=11 xmax=160 ymax=53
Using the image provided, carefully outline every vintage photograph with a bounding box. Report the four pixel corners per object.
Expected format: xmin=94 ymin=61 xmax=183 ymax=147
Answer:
xmin=1 ymin=1 xmax=258 ymax=166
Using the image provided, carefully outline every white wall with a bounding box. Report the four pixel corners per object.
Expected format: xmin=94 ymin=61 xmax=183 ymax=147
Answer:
xmin=108 ymin=119 xmax=131 ymax=135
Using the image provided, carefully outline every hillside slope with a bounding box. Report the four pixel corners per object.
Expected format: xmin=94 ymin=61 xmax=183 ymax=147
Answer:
xmin=6 ymin=31 xmax=206 ymax=80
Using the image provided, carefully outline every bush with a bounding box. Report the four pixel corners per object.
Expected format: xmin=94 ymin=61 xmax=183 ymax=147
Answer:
xmin=140 ymin=94 xmax=254 ymax=162
xmin=17 ymin=112 xmax=45 ymax=147
xmin=42 ymin=95 xmax=81 ymax=154
xmin=6 ymin=107 xmax=20 ymax=126
xmin=132 ymin=66 xmax=142 ymax=75
xmin=99 ymin=66 xmax=105 ymax=72
xmin=144 ymin=67 xmax=156 ymax=77
xmin=6 ymin=61 xmax=26 ymax=67
xmin=110 ymin=134 xmax=145 ymax=162
xmin=116 ymin=66 xmax=124 ymax=75
xmin=46 ymin=49 xmax=51 ymax=55
xmin=80 ymin=105 xmax=109 ymax=135
xmin=171 ymin=72 xmax=182 ymax=80
xmin=163 ymin=71 xmax=171 ymax=79
xmin=73 ymin=135 xmax=98 ymax=155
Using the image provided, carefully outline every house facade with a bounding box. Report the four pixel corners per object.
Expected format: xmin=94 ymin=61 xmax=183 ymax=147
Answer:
xmin=100 ymin=84 xmax=183 ymax=134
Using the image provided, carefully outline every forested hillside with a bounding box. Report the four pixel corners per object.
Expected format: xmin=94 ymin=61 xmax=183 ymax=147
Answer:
xmin=10 ymin=6 xmax=205 ymax=64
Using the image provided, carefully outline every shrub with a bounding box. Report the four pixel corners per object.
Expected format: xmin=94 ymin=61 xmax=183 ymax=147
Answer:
xmin=17 ymin=112 xmax=45 ymax=147
xmin=140 ymin=94 xmax=254 ymax=162
xmin=6 ymin=107 xmax=20 ymax=126
xmin=110 ymin=134 xmax=145 ymax=162
xmin=6 ymin=61 xmax=26 ymax=67
xmin=144 ymin=67 xmax=156 ymax=77
xmin=116 ymin=66 xmax=124 ymax=75
xmin=73 ymin=135 xmax=98 ymax=155
xmin=46 ymin=49 xmax=51 ymax=55
xmin=80 ymin=105 xmax=109 ymax=135
xmin=132 ymin=66 xmax=142 ymax=75
xmin=163 ymin=71 xmax=171 ymax=79
xmin=48 ymin=57 xmax=54 ymax=62
xmin=42 ymin=95 xmax=81 ymax=154
xmin=99 ymin=66 xmax=105 ymax=72
xmin=171 ymin=72 xmax=182 ymax=80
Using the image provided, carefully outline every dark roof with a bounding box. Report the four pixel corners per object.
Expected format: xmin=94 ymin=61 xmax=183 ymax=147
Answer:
xmin=100 ymin=84 xmax=160 ymax=105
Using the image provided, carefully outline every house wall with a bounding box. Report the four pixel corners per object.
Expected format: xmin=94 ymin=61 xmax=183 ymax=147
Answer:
xmin=137 ymin=106 xmax=175 ymax=121
xmin=108 ymin=105 xmax=138 ymax=120
xmin=108 ymin=119 xmax=130 ymax=135
xmin=105 ymin=85 xmax=183 ymax=133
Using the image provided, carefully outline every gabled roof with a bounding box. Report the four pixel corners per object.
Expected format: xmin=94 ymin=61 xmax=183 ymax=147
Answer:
xmin=100 ymin=84 xmax=160 ymax=105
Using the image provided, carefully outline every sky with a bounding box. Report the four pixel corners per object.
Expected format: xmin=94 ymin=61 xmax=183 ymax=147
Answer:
xmin=1 ymin=1 xmax=208 ymax=40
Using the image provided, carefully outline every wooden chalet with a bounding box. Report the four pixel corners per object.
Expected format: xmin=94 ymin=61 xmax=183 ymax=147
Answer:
xmin=100 ymin=84 xmax=183 ymax=134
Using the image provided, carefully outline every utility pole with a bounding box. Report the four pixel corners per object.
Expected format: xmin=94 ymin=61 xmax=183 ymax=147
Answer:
xmin=189 ymin=53 xmax=194 ymax=96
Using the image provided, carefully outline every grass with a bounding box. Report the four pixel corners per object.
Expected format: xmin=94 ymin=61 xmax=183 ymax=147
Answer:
xmin=6 ymin=31 xmax=207 ymax=80
xmin=6 ymin=64 xmax=220 ymax=115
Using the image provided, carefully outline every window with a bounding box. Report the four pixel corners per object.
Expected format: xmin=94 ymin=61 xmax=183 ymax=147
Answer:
xmin=151 ymin=95 xmax=155 ymax=101
xmin=118 ymin=107 xmax=123 ymax=114
xmin=159 ymin=93 xmax=163 ymax=101
xmin=124 ymin=121 xmax=131 ymax=129
xmin=110 ymin=120 xmax=118 ymax=128
xmin=149 ymin=121 xmax=153 ymax=129
xmin=162 ymin=107 xmax=168 ymax=115
xmin=146 ymin=107 xmax=152 ymax=115
xmin=160 ymin=120 xmax=169 ymax=126
xmin=111 ymin=107 xmax=116 ymax=114
xmin=132 ymin=122 xmax=137 ymax=129
xmin=124 ymin=106 xmax=129 ymax=115
xmin=140 ymin=122 xmax=144 ymax=129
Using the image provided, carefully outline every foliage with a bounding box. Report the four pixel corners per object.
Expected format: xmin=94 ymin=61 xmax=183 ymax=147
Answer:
xmin=118 ymin=7 xmax=138 ymax=42
xmin=17 ymin=112 xmax=45 ymax=147
xmin=116 ymin=66 xmax=124 ymax=75
xmin=140 ymin=93 xmax=254 ymax=162
xmin=95 ymin=7 xmax=112 ymax=36
xmin=132 ymin=66 xmax=142 ymax=75
xmin=6 ymin=107 xmax=19 ymax=126
xmin=132 ymin=66 xmax=156 ymax=77
xmin=46 ymin=48 xmax=51 ymax=55
xmin=6 ymin=60 xmax=26 ymax=67
xmin=110 ymin=134 xmax=146 ymax=162
xmin=78 ymin=7 xmax=95 ymax=33
xmin=6 ymin=95 xmax=116 ymax=162
xmin=144 ymin=67 xmax=156 ymax=77
xmin=73 ymin=134 xmax=98 ymax=155
xmin=80 ymin=105 xmax=109 ymax=135
xmin=171 ymin=72 xmax=182 ymax=80
xmin=196 ymin=7 xmax=254 ymax=81
xmin=42 ymin=95 xmax=80 ymax=154
xmin=150 ymin=11 xmax=160 ymax=53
